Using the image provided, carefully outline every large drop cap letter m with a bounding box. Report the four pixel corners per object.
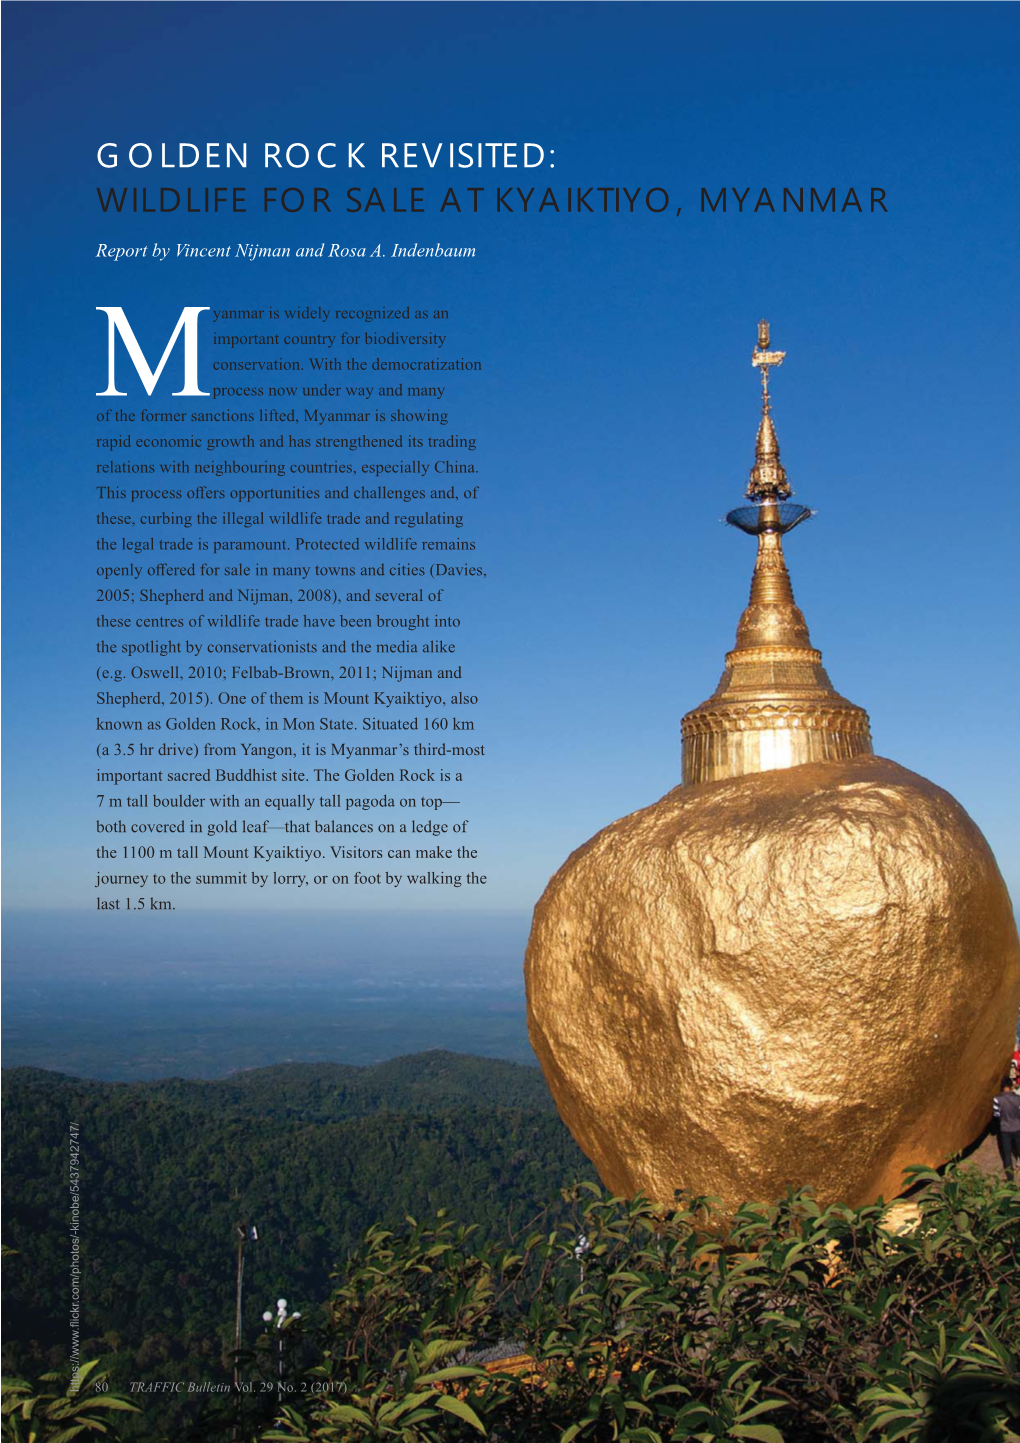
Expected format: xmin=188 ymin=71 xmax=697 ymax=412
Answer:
xmin=96 ymin=305 xmax=210 ymax=396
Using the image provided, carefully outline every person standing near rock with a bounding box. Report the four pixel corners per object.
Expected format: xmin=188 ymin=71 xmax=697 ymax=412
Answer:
xmin=992 ymin=1078 xmax=1020 ymax=1180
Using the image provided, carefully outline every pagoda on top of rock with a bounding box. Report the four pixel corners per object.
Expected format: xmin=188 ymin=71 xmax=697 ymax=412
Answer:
xmin=681 ymin=321 xmax=872 ymax=785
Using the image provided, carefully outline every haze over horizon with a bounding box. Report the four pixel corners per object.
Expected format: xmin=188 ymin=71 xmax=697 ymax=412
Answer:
xmin=2 ymin=907 xmax=535 ymax=1080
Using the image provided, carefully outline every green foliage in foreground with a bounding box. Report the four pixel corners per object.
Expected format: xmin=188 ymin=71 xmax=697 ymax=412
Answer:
xmin=254 ymin=1163 xmax=1020 ymax=1443
xmin=5 ymin=1163 xmax=1018 ymax=1442
xmin=1 ymin=1359 xmax=138 ymax=1442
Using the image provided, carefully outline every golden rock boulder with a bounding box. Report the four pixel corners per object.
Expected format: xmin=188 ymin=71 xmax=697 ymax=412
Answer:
xmin=525 ymin=755 xmax=1020 ymax=1211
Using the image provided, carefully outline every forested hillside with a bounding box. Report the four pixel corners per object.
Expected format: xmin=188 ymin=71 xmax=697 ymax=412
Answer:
xmin=2 ymin=1052 xmax=593 ymax=1407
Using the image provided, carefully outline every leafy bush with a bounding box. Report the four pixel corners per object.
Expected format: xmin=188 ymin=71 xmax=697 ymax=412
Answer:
xmin=1 ymin=1359 xmax=139 ymax=1441
xmin=257 ymin=1164 xmax=1020 ymax=1443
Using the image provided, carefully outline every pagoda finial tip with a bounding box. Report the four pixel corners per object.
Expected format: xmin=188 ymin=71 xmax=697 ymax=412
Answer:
xmin=748 ymin=319 xmax=790 ymax=501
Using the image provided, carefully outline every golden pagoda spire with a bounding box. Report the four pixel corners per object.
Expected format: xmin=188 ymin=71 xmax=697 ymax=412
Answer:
xmin=748 ymin=319 xmax=790 ymax=503
xmin=681 ymin=322 xmax=873 ymax=786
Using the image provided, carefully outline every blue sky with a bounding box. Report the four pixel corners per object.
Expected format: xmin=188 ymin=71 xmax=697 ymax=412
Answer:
xmin=3 ymin=2 xmax=1018 ymax=934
